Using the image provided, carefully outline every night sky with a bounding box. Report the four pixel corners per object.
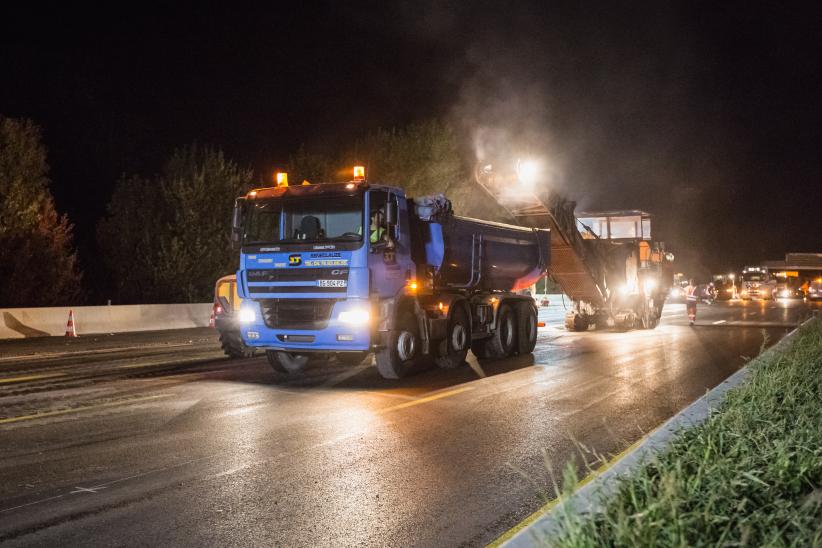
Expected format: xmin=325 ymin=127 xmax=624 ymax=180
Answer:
xmin=2 ymin=2 xmax=820 ymax=276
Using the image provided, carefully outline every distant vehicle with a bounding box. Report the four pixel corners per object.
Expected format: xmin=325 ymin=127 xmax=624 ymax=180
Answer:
xmin=808 ymin=279 xmax=822 ymax=301
xmin=212 ymin=275 xmax=256 ymax=358
xmin=668 ymin=280 xmax=688 ymax=302
xmin=539 ymin=297 xmax=551 ymax=307
xmin=711 ymin=274 xmax=736 ymax=300
xmin=775 ymin=285 xmax=805 ymax=299
xmin=739 ymin=266 xmax=776 ymax=300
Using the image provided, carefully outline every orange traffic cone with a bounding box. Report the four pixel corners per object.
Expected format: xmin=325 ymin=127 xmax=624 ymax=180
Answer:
xmin=65 ymin=309 xmax=77 ymax=337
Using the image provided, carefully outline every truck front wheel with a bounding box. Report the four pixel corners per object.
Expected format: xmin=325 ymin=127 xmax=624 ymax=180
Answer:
xmin=480 ymin=303 xmax=517 ymax=358
xmin=435 ymin=305 xmax=471 ymax=369
xmin=376 ymin=312 xmax=419 ymax=379
xmin=266 ymin=351 xmax=310 ymax=374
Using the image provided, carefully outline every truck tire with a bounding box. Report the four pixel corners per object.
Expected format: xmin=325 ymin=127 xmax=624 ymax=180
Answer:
xmin=336 ymin=351 xmax=369 ymax=366
xmin=434 ymin=304 xmax=471 ymax=368
xmin=376 ymin=311 xmax=419 ymax=379
xmin=219 ymin=331 xmax=255 ymax=358
xmin=516 ymin=302 xmax=538 ymax=354
xmin=266 ymin=350 xmax=310 ymax=374
xmin=475 ymin=303 xmax=516 ymax=359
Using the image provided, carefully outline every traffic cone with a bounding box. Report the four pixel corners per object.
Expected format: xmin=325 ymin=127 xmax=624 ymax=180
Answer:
xmin=65 ymin=310 xmax=77 ymax=337
xmin=208 ymin=310 xmax=215 ymax=328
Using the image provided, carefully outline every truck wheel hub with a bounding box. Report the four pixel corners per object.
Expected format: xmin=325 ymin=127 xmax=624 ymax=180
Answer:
xmin=451 ymin=324 xmax=467 ymax=351
xmin=397 ymin=331 xmax=416 ymax=361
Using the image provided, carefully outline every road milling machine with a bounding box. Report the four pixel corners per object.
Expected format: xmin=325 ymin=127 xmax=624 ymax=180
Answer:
xmin=474 ymin=164 xmax=674 ymax=330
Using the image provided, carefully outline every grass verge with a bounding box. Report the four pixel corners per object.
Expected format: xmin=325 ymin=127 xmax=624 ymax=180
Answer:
xmin=553 ymin=318 xmax=822 ymax=547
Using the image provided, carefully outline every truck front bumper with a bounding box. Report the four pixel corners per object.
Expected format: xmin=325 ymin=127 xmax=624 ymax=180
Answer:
xmin=239 ymin=300 xmax=372 ymax=352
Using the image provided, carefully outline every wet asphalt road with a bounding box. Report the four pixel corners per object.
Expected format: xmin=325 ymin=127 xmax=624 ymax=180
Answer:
xmin=0 ymin=299 xmax=816 ymax=547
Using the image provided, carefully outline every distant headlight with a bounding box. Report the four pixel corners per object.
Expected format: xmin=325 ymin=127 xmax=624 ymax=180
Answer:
xmin=780 ymin=289 xmax=790 ymax=297
xmin=238 ymin=306 xmax=256 ymax=323
xmin=338 ymin=309 xmax=370 ymax=325
xmin=644 ymin=279 xmax=657 ymax=293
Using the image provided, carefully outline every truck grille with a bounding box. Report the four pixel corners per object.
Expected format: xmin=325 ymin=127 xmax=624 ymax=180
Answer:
xmin=258 ymin=299 xmax=336 ymax=330
xmin=247 ymin=268 xmax=348 ymax=282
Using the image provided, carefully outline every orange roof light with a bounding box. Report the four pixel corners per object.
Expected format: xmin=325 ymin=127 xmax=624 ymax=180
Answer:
xmin=353 ymin=166 xmax=366 ymax=181
xmin=275 ymin=172 xmax=288 ymax=187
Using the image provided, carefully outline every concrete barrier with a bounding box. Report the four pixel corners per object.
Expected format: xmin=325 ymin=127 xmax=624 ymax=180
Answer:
xmin=0 ymin=303 xmax=213 ymax=340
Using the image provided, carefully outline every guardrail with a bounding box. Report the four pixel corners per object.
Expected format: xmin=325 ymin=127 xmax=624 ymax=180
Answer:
xmin=0 ymin=294 xmax=568 ymax=340
xmin=0 ymin=303 xmax=212 ymax=340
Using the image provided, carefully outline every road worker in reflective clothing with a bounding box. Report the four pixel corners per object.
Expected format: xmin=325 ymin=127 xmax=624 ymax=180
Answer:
xmin=685 ymin=279 xmax=698 ymax=325
xmin=359 ymin=210 xmax=386 ymax=243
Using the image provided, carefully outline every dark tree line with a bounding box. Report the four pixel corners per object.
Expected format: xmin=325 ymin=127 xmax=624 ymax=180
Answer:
xmin=1 ymin=116 xmax=510 ymax=307
xmin=0 ymin=116 xmax=83 ymax=307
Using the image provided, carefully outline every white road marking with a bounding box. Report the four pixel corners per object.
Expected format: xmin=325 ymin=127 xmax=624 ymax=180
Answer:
xmin=70 ymin=486 xmax=107 ymax=495
xmin=713 ymin=320 xmax=727 ymax=325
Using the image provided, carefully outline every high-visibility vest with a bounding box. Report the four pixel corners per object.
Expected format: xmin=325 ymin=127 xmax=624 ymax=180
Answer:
xmin=686 ymin=285 xmax=698 ymax=301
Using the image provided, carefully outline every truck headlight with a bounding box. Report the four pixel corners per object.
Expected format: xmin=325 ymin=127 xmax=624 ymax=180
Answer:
xmin=238 ymin=306 xmax=256 ymax=324
xmin=338 ymin=309 xmax=370 ymax=325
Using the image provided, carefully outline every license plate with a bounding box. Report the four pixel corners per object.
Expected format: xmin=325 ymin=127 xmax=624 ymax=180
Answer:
xmin=317 ymin=279 xmax=347 ymax=287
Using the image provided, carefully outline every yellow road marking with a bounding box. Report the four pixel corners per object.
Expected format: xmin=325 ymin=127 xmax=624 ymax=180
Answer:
xmin=378 ymin=386 xmax=473 ymax=414
xmin=0 ymin=372 xmax=66 ymax=384
xmin=487 ymin=435 xmax=648 ymax=547
xmin=0 ymin=394 xmax=172 ymax=425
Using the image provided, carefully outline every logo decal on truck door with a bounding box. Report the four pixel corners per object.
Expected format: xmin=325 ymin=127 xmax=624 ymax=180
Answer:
xmin=288 ymin=254 xmax=302 ymax=266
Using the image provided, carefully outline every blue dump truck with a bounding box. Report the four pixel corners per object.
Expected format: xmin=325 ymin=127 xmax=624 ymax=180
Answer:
xmin=231 ymin=168 xmax=550 ymax=379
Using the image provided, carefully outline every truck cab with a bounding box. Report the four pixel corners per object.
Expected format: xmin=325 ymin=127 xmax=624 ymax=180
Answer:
xmin=740 ymin=266 xmax=776 ymax=300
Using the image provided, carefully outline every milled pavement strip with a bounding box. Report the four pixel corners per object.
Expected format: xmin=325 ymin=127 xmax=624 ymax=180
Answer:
xmin=0 ymin=342 xmax=199 ymax=363
xmin=0 ymin=394 xmax=173 ymax=425
xmin=497 ymin=316 xmax=813 ymax=548
xmin=0 ymin=373 xmax=67 ymax=384
xmin=0 ymin=352 xmax=228 ymax=386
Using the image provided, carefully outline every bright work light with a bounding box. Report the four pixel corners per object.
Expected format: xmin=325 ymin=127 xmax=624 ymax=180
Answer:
xmin=338 ymin=309 xmax=369 ymax=325
xmin=238 ymin=306 xmax=256 ymax=324
xmin=516 ymin=158 xmax=541 ymax=187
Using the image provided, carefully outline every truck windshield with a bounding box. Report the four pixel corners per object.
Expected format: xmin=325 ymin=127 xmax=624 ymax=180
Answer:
xmin=243 ymin=196 xmax=364 ymax=245
xmin=742 ymin=272 xmax=766 ymax=282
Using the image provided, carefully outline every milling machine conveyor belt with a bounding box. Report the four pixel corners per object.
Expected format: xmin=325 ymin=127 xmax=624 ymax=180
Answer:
xmin=474 ymin=184 xmax=606 ymax=306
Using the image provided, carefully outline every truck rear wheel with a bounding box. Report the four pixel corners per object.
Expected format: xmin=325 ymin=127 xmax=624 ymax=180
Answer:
xmin=376 ymin=311 xmax=418 ymax=379
xmin=474 ymin=303 xmax=516 ymax=359
xmin=219 ymin=331 xmax=255 ymax=358
xmin=435 ymin=305 xmax=470 ymax=368
xmin=516 ymin=302 xmax=538 ymax=354
xmin=266 ymin=351 xmax=310 ymax=374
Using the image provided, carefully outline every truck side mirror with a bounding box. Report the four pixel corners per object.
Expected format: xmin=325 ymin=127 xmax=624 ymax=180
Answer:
xmin=231 ymin=197 xmax=246 ymax=246
xmin=386 ymin=201 xmax=398 ymax=226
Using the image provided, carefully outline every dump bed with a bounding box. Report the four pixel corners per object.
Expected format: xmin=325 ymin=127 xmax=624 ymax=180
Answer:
xmin=412 ymin=195 xmax=550 ymax=293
